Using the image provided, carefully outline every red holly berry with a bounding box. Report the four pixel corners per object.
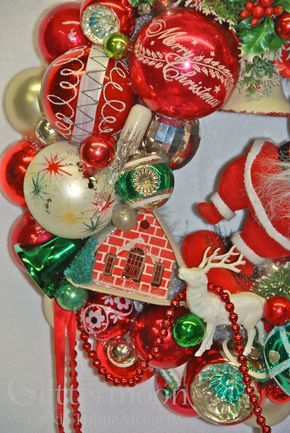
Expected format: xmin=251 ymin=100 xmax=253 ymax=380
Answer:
xmin=260 ymin=0 xmax=274 ymax=6
xmin=252 ymin=5 xmax=265 ymax=18
xmin=264 ymin=7 xmax=274 ymax=16
xmin=274 ymin=6 xmax=283 ymax=16
xmin=250 ymin=17 xmax=260 ymax=25
xmin=245 ymin=1 xmax=255 ymax=11
xmin=240 ymin=9 xmax=250 ymax=19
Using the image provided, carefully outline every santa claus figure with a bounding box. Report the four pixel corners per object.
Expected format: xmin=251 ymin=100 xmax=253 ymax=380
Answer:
xmin=198 ymin=139 xmax=290 ymax=267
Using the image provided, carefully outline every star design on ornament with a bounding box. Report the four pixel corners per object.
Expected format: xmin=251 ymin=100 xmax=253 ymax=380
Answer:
xmin=210 ymin=51 xmax=215 ymax=57
xmin=82 ymin=216 xmax=103 ymax=236
xmin=192 ymin=40 xmax=198 ymax=46
xmin=56 ymin=206 xmax=85 ymax=225
xmin=41 ymin=154 xmax=72 ymax=178
xmin=92 ymin=194 xmax=115 ymax=214
xmin=150 ymin=40 xmax=156 ymax=46
xmin=214 ymin=85 xmax=221 ymax=94
xmin=30 ymin=173 xmax=48 ymax=200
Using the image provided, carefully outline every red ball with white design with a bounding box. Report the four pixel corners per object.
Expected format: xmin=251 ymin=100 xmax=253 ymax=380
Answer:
xmin=80 ymin=134 xmax=116 ymax=169
xmin=274 ymin=43 xmax=290 ymax=78
xmin=130 ymin=8 xmax=240 ymax=120
xmin=81 ymin=293 xmax=137 ymax=340
xmin=37 ymin=2 xmax=90 ymax=64
xmin=41 ymin=45 xmax=135 ymax=144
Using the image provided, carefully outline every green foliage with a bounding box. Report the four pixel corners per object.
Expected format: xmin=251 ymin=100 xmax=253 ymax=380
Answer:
xmin=274 ymin=0 xmax=290 ymax=13
xmin=196 ymin=0 xmax=245 ymax=26
xmin=239 ymin=56 xmax=280 ymax=97
xmin=253 ymin=263 xmax=290 ymax=299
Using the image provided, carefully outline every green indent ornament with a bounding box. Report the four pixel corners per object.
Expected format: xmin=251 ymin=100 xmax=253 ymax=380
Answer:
xmin=173 ymin=313 xmax=205 ymax=348
xmin=264 ymin=323 xmax=290 ymax=396
xmin=15 ymin=237 xmax=86 ymax=297
xmin=115 ymin=153 xmax=174 ymax=210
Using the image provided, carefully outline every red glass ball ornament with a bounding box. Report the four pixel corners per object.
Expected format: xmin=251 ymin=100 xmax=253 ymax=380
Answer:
xmin=265 ymin=381 xmax=290 ymax=404
xmin=37 ymin=2 xmax=90 ymax=64
xmin=41 ymin=45 xmax=135 ymax=143
xmin=275 ymin=12 xmax=290 ymax=40
xmin=94 ymin=338 xmax=154 ymax=383
xmin=132 ymin=305 xmax=194 ymax=368
xmin=81 ymin=293 xmax=137 ymax=340
xmin=263 ymin=296 xmax=290 ymax=326
xmin=9 ymin=212 xmax=54 ymax=271
xmin=0 ymin=139 xmax=42 ymax=207
xmin=130 ymin=8 xmax=240 ymax=120
xmin=155 ymin=373 xmax=197 ymax=416
xmin=80 ymin=134 xmax=116 ymax=169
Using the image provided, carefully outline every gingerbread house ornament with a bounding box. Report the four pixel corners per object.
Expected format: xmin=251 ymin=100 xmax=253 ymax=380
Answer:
xmin=70 ymin=211 xmax=184 ymax=305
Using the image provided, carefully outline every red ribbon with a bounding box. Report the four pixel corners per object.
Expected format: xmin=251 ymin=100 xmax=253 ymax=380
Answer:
xmin=54 ymin=301 xmax=82 ymax=433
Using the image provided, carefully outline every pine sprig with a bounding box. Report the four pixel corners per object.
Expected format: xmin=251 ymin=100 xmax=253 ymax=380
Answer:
xmin=239 ymin=56 xmax=280 ymax=97
xmin=194 ymin=0 xmax=245 ymax=26
xmin=253 ymin=262 xmax=290 ymax=299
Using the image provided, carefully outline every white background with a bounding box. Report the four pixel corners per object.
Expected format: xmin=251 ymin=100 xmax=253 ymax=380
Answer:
xmin=0 ymin=1 xmax=289 ymax=433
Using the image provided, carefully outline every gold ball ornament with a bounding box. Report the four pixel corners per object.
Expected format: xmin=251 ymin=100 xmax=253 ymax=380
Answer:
xmin=4 ymin=67 xmax=44 ymax=137
xmin=35 ymin=116 xmax=60 ymax=146
xmin=23 ymin=141 xmax=115 ymax=239
xmin=111 ymin=204 xmax=138 ymax=230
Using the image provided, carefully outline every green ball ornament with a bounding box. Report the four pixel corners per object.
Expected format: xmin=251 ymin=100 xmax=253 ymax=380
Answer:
xmin=173 ymin=313 xmax=205 ymax=348
xmin=104 ymin=32 xmax=129 ymax=59
xmin=56 ymin=280 xmax=88 ymax=311
xmin=115 ymin=153 xmax=174 ymax=210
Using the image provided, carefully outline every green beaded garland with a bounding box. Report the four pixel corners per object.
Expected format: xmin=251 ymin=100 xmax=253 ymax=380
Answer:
xmin=115 ymin=154 xmax=174 ymax=210
xmin=55 ymin=280 xmax=88 ymax=312
xmin=104 ymin=32 xmax=129 ymax=59
xmin=173 ymin=313 xmax=205 ymax=348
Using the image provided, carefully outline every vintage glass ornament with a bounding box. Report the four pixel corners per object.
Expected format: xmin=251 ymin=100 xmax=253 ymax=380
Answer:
xmin=104 ymin=32 xmax=130 ymax=59
xmin=275 ymin=12 xmax=290 ymax=40
xmin=0 ymin=139 xmax=42 ymax=207
xmin=145 ymin=115 xmax=200 ymax=170
xmin=80 ymin=293 xmax=136 ymax=340
xmin=16 ymin=237 xmax=86 ymax=297
xmin=56 ymin=280 xmax=88 ymax=311
xmin=9 ymin=212 xmax=54 ymax=271
xmin=184 ymin=350 xmax=258 ymax=425
xmin=80 ymin=134 xmax=116 ymax=169
xmin=37 ymin=2 xmax=90 ymax=64
xmin=264 ymin=323 xmax=290 ymax=396
xmin=41 ymin=45 xmax=135 ymax=143
xmin=263 ymin=295 xmax=290 ymax=326
xmin=155 ymin=372 xmax=197 ymax=417
xmin=130 ymin=9 xmax=240 ymax=120
xmin=94 ymin=338 xmax=154 ymax=383
xmin=111 ymin=204 xmax=138 ymax=230
xmin=4 ymin=67 xmax=44 ymax=137
xmin=23 ymin=141 xmax=114 ymax=239
xmin=265 ymin=381 xmax=290 ymax=404
xmin=35 ymin=116 xmax=60 ymax=146
xmin=274 ymin=43 xmax=290 ymax=78
xmin=173 ymin=313 xmax=205 ymax=348
xmin=115 ymin=153 xmax=174 ymax=210
xmin=80 ymin=0 xmax=135 ymax=45
xmin=132 ymin=305 xmax=194 ymax=368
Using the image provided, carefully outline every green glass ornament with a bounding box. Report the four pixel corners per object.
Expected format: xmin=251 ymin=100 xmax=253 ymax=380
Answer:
xmin=173 ymin=313 xmax=205 ymax=348
xmin=115 ymin=154 xmax=174 ymax=210
xmin=15 ymin=237 xmax=86 ymax=297
xmin=55 ymin=280 xmax=88 ymax=312
xmin=264 ymin=323 xmax=290 ymax=396
xmin=104 ymin=32 xmax=129 ymax=59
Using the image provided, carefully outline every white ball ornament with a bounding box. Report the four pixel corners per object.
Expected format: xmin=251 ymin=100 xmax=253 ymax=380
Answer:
xmin=24 ymin=141 xmax=114 ymax=239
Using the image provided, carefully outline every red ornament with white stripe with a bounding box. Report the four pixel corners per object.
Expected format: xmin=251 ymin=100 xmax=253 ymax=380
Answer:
xmin=41 ymin=45 xmax=135 ymax=144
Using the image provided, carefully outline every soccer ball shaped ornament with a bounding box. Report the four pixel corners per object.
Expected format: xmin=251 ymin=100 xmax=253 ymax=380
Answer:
xmin=130 ymin=8 xmax=240 ymax=120
xmin=23 ymin=141 xmax=114 ymax=239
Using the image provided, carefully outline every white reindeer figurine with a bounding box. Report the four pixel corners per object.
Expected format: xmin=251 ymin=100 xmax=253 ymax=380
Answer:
xmin=178 ymin=246 xmax=266 ymax=357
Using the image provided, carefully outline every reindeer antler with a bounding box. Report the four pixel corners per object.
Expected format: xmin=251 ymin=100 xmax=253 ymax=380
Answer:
xmin=199 ymin=246 xmax=246 ymax=274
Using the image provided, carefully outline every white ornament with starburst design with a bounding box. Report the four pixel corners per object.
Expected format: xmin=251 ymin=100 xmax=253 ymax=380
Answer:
xmin=24 ymin=141 xmax=114 ymax=239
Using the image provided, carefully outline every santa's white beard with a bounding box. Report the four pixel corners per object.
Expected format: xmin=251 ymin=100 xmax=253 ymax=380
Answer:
xmin=258 ymin=158 xmax=290 ymax=228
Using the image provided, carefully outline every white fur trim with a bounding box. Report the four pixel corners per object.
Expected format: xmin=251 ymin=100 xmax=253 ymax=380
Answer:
xmin=244 ymin=139 xmax=290 ymax=250
xmin=232 ymin=232 xmax=264 ymax=265
xmin=210 ymin=193 xmax=235 ymax=221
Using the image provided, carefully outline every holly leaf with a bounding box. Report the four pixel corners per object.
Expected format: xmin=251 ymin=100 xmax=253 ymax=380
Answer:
xmin=239 ymin=17 xmax=277 ymax=55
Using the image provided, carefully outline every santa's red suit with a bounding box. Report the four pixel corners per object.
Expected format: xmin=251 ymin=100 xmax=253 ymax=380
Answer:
xmin=198 ymin=139 xmax=290 ymax=265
